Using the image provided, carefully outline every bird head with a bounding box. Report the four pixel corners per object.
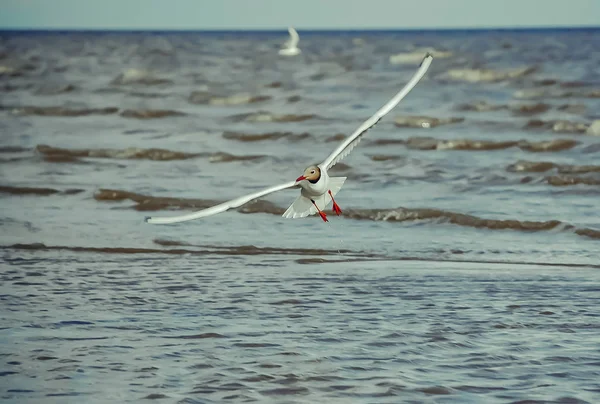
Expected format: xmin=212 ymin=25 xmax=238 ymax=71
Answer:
xmin=296 ymin=165 xmax=321 ymax=183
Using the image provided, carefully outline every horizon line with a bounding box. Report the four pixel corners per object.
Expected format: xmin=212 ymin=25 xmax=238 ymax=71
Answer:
xmin=0 ymin=25 xmax=599 ymax=33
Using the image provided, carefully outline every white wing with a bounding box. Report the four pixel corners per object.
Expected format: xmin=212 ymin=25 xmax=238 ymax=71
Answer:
xmin=321 ymin=53 xmax=433 ymax=170
xmin=287 ymin=27 xmax=299 ymax=48
xmin=145 ymin=181 xmax=298 ymax=224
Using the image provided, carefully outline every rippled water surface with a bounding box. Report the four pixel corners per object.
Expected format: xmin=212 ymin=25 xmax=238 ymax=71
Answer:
xmin=1 ymin=29 xmax=600 ymax=403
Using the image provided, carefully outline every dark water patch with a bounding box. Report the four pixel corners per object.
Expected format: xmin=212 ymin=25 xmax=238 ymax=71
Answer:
xmin=3 ymin=242 xmax=366 ymax=258
xmin=0 ymin=146 xmax=29 ymax=153
xmin=2 ymin=105 xmax=118 ymax=117
xmin=260 ymin=386 xmax=309 ymax=396
xmin=36 ymin=356 xmax=58 ymax=360
xmin=394 ymin=115 xmax=464 ymax=128
xmin=546 ymin=175 xmax=600 ymax=186
xmin=325 ymin=133 xmax=346 ymax=142
xmin=120 ymin=109 xmax=185 ymax=119
xmin=36 ymin=144 xmax=201 ymax=161
xmin=142 ymin=393 xmax=169 ymax=399
xmin=525 ymin=119 xmax=589 ymax=134
xmin=242 ymin=374 xmax=276 ymax=382
xmin=0 ymin=185 xmax=84 ymax=196
xmin=228 ymin=111 xmax=317 ymax=123
xmin=287 ymin=95 xmax=301 ymax=103
xmin=222 ymin=131 xmax=312 ymax=142
xmin=558 ymin=104 xmax=587 ymax=114
xmin=511 ymin=103 xmax=551 ymax=116
xmin=456 ymin=101 xmax=507 ymax=112
xmin=7 ymin=389 xmax=35 ymax=393
xmin=153 ymin=239 xmax=193 ymax=247
xmin=189 ymin=91 xmax=271 ymax=106
xmin=164 ymin=333 xmax=225 ymax=339
xmin=271 ymin=299 xmax=303 ymax=305
xmin=34 ymin=83 xmax=77 ymax=95
xmin=416 ymin=385 xmax=453 ymax=395
xmin=0 ymin=371 xmax=19 ymax=376
xmin=370 ymin=155 xmax=402 ymax=161
xmin=518 ymin=139 xmax=578 ymax=152
xmin=233 ymin=343 xmax=280 ymax=348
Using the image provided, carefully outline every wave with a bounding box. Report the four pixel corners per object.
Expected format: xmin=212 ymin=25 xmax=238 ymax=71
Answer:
xmin=2 ymin=105 xmax=118 ymax=117
xmin=36 ymin=145 xmax=201 ymax=161
xmin=228 ymin=111 xmax=317 ymax=123
xmin=119 ymin=109 xmax=185 ymax=119
xmin=400 ymin=137 xmax=577 ymax=152
xmin=394 ymin=116 xmax=464 ymax=128
xmin=34 ymin=145 xmax=265 ymax=163
xmin=222 ymin=131 xmax=312 ymax=142
xmin=0 ymin=185 xmax=84 ymax=196
xmin=5 ymin=243 xmax=599 ymax=270
xmin=94 ymin=188 xmax=599 ymax=240
xmin=457 ymin=101 xmax=585 ymax=116
xmin=525 ymin=119 xmax=590 ymax=134
xmin=2 ymin=242 xmax=366 ymax=258
xmin=189 ymin=91 xmax=271 ymax=106
xmin=507 ymin=160 xmax=600 ymax=174
xmin=546 ymin=175 xmax=600 ymax=186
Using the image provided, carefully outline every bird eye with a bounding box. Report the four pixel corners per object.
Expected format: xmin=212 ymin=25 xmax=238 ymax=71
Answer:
xmin=310 ymin=170 xmax=315 ymax=174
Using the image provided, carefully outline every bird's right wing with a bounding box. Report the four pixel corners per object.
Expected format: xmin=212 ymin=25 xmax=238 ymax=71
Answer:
xmin=288 ymin=27 xmax=299 ymax=47
xmin=321 ymin=53 xmax=433 ymax=170
xmin=145 ymin=181 xmax=298 ymax=224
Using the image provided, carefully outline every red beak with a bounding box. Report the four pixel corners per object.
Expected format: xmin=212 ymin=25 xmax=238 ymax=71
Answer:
xmin=296 ymin=175 xmax=306 ymax=182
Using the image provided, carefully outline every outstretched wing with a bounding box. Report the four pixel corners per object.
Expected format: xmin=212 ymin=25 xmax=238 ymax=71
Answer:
xmin=288 ymin=27 xmax=299 ymax=47
xmin=145 ymin=181 xmax=298 ymax=224
xmin=320 ymin=53 xmax=433 ymax=170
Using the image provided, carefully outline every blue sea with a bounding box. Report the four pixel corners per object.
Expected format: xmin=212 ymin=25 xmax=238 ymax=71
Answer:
xmin=1 ymin=28 xmax=600 ymax=403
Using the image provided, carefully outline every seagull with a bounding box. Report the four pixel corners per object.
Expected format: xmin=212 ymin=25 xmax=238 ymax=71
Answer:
xmin=145 ymin=53 xmax=433 ymax=225
xmin=278 ymin=27 xmax=301 ymax=56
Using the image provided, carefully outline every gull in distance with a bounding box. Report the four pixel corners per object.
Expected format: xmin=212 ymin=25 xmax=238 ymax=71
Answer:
xmin=278 ymin=27 xmax=301 ymax=56
xmin=145 ymin=53 xmax=433 ymax=225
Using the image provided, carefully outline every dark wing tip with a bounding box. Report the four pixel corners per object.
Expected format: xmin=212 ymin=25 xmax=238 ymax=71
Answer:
xmin=419 ymin=52 xmax=434 ymax=67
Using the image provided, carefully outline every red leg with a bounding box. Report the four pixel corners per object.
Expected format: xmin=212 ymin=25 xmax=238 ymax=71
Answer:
xmin=328 ymin=190 xmax=342 ymax=215
xmin=311 ymin=199 xmax=328 ymax=222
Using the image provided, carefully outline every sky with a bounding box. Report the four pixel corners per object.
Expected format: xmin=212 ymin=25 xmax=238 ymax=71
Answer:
xmin=0 ymin=0 xmax=599 ymax=30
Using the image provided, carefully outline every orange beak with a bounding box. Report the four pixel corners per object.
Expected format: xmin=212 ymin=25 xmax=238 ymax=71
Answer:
xmin=296 ymin=175 xmax=306 ymax=182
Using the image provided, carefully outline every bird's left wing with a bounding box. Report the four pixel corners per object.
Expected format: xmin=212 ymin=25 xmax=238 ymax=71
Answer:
xmin=145 ymin=181 xmax=298 ymax=224
xmin=320 ymin=53 xmax=433 ymax=170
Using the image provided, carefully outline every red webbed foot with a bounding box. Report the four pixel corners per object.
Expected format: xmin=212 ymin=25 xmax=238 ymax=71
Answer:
xmin=318 ymin=211 xmax=328 ymax=222
xmin=328 ymin=190 xmax=342 ymax=216
xmin=311 ymin=199 xmax=329 ymax=223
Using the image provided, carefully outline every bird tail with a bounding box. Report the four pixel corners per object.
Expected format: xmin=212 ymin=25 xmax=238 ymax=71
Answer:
xmin=282 ymin=177 xmax=346 ymax=219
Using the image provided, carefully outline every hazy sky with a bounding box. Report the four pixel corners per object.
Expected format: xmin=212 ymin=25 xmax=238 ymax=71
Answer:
xmin=1 ymin=0 xmax=599 ymax=30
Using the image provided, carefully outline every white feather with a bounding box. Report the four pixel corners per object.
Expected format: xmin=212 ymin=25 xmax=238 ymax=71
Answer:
xmin=145 ymin=181 xmax=298 ymax=224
